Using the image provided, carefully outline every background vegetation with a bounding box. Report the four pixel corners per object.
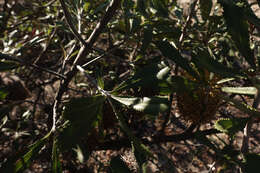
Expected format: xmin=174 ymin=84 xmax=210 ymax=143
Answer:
xmin=1 ymin=0 xmax=260 ymax=172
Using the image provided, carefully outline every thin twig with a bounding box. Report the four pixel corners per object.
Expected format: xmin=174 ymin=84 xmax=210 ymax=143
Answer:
xmin=82 ymin=40 xmax=124 ymax=68
xmin=0 ymin=53 xmax=66 ymax=79
xmin=77 ymin=65 xmax=111 ymax=97
xmin=52 ymin=0 xmax=121 ymax=132
xmin=33 ymin=27 xmax=57 ymax=65
xmin=59 ymin=0 xmax=87 ymax=46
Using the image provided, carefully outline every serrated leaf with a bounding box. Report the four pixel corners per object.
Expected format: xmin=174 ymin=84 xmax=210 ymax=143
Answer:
xmin=156 ymin=40 xmax=200 ymax=80
xmin=221 ymin=87 xmax=257 ymax=95
xmin=215 ymin=118 xmax=249 ymax=134
xmin=194 ymin=48 xmax=243 ymax=78
xmin=110 ymin=155 xmax=131 ymax=173
xmin=221 ymin=95 xmax=260 ymax=117
xmin=58 ymin=96 xmax=105 ymax=150
xmin=218 ymin=0 xmax=255 ymax=68
xmin=111 ymin=95 xmax=169 ymax=115
xmin=0 ymin=61 xmax=19 ymax=71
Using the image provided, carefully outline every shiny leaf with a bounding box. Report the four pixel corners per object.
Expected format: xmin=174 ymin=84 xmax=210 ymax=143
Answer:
xmin=156 ymin=40 xmax=199 ymax=80
xmin=221 ymin=87 xmax=257 ymax=95
xmin=111 ymin=95 xmax=169 ymax=115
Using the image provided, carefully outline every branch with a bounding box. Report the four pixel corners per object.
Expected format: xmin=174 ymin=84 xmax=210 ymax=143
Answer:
xmin=178 ymin=0 xmax=198 ymax=45
xmin=59 ymin=0 xmax=87 ymax=46
xmin=52 ymin=0 xmax=122 ymax=131
xmin=93 ymin=129 xmax=220 ymax=151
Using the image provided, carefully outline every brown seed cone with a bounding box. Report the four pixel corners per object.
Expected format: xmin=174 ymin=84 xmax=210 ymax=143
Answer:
xmin=177 ymin=70 xmax=222 ymax=124
xmin=177 ymin=87 xmax=221 ymax=124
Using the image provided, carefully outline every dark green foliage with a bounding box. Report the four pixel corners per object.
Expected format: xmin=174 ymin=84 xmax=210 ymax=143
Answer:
xmin=156 ymin=40 xmax=200 ymax=79
xmin=1 ymin=0 xmax=260 ymax=172
xmin=113 ymin=60 xmax=171 ymax=93
xmin=218 ymin=0 xmax=255 ymax=68
xmin=58 ymin=96 xmax=105 ymax=150
xmin=215 ymin=117 xmax=249 ymax=135
xmin=1 ymin=132 xmax=51 ymax=173
xmin=194 ymin=48 xmax=244 ymax=78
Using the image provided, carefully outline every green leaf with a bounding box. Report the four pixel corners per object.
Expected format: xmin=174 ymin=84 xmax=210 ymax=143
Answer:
xmin=0 ymin=89 xmax=8 ymax=100
xmin=219 ymin=0 xmax=255 ymax=68
xmin=155 ymin=40 xmax=199 ymax=80
xmin=58 ymin=96 xmax=105 ymax=150
xmin=111 ymin=95 xmax=169 ymax=116
xmin=133 ymin=143 xmax=148 ymax=173
xmin=110 ymin=156 xmax=131 ymax=173
xmin=63 ymin=96 xmax=105 ymax=123
xmin=3 ymin=132 xmax=52 ymax=173
xmin=166 ymin=75 xmax=199 ymax=94
xmin=221 ymin=87 xmax=257 ymax=95
xmin=243 ymin=153 xmax=260 ymax=173
xmin=0 ymin=61 xmax=19 ymax=71
xmin=52 ymin=140 xmax=62 ymax=173
xmin=113 ymin=61 xmax=171 ymax=93
xmin=152 ymin=20 xmax=181 ymax=40
xmin=199 ymin=0 xmax=212 ymax=21
xmin=96 ymin=70 xmax=104 ymax=89
xmin=215 ymin=117 xmax=249 ymax=135
xmin=108 ymin=99 xmax=154 ymax=168
xmin=194 ymin=48 xmax=243 ymax=78
xmin=217 ymin=78 xmax=235 ymax=84
xmin=221 ymin=96 xmax=260 ymax=117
